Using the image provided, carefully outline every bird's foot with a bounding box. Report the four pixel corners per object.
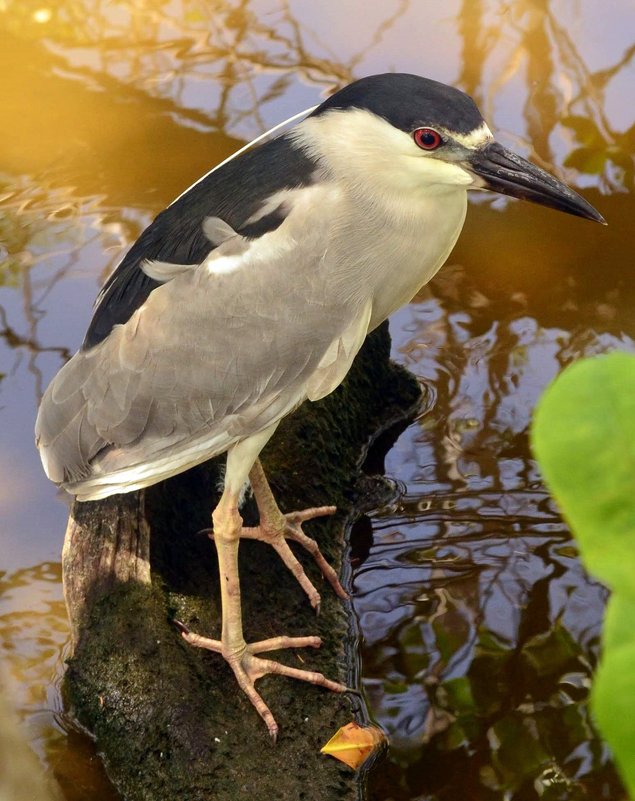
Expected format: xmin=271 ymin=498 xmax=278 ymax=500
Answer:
xmin=240 ymin=505 xmax=349 ymax=612
xmin=175 ymin=623 xmax=347 ymax=741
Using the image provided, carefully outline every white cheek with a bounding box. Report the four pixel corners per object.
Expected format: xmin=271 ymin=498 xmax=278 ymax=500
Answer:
xmin=293 ymin=110 xmax=477 ymax=193
xmin=414 ymin=157 xmax=474 ymax=188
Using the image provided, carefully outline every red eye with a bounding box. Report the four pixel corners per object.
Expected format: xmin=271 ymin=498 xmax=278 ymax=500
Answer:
xmin=413 ymin=128 xmax=443 ymax=150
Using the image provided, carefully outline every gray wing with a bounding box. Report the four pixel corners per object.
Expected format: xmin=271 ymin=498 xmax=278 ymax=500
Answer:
xmin=36 ymin=217 xmax=364 ymax=493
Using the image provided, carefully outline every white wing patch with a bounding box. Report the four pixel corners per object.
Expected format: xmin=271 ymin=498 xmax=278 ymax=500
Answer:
xmin=205 ymin=253 xmax=247 ymax=275
xmin=306 ymin=299 xmax=373 ymax=401
xmin=202 ymin=216 xmax=238 ymax=246
xmin=140 ymin=260 xmax=197 ymax=282
xmin=141 ymin=217 xmax=246 ymax=281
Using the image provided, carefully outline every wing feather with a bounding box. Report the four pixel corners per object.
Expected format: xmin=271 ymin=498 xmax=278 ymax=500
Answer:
xmin=305 ymin=299 xmax=372 ymax=401
xmin=35 ymin=182 xmax=364 ymax=497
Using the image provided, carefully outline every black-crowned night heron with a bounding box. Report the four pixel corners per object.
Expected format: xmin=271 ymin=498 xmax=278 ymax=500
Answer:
xmin=35 ymin=73 xmax=604 ymax=740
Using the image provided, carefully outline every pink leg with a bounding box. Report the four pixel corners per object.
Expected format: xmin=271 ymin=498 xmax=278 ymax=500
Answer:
xmin=240 ymin=459 xmax=348 ymax=612
xmin=179 ymin=482 xmax=348 ymax=741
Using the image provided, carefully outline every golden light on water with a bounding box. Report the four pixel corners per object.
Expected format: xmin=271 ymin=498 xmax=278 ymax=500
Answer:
xmin=33 ymin=7 xmax=52 ymax=23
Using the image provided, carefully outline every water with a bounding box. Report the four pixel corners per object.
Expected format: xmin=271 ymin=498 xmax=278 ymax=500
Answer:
xmin=1 ymin=1 xmax=633 ymax=798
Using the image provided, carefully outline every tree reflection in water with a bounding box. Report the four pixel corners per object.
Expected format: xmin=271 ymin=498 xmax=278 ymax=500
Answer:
xmin=355 ymin=242 xmax=632 ymax=798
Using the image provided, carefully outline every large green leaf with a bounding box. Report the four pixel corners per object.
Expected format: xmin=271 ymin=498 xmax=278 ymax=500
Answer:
xmin=531 ymin=352 xmax=635 ymax=598
xmin=531 ymin=351 xmax=635 ymax=797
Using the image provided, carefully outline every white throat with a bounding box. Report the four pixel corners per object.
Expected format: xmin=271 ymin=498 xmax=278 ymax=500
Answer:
xmin=290 ymin=111 xmax=469 ymax=330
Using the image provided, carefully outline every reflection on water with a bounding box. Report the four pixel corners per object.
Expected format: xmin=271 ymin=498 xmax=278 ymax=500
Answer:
xmin=1 ymin=0 xmax=634 ymax=799
xmin=0 ymin=564 xmax=119 ymax=799
xmin=0 ymin=563 xmax=67 ymax=723
xmin=353 ymin=242 xmax=634 ymax=797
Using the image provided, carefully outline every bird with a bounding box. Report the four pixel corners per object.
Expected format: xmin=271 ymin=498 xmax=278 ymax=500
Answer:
xmin=35 ymin=72 xmax=604 ymax=740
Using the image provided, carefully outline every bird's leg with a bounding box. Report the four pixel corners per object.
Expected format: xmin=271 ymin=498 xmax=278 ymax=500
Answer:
xmin=179 ymin=480 xmax=348 ymax=741
xmin=240 ymin=459 xmax=349 ymax=611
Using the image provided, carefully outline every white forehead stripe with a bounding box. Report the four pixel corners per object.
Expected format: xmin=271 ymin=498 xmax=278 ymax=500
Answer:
xmin=452 ymin=122 xmax=493 ymax=149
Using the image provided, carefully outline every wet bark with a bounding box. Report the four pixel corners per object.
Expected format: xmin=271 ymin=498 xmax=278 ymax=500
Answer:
xmin=62 ymin=323 xmax=421 ymax=801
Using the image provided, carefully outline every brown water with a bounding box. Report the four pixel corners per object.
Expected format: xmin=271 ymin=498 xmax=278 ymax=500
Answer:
xmin=1 ymin=1 xmax=633 ymax=799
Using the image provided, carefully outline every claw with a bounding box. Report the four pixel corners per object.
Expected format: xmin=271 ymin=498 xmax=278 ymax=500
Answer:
xmin=172 ymin=619 xmax=190 ymax=635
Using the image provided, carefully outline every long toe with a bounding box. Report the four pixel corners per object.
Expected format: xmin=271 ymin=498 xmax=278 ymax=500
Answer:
xmin=246 ymin=461 xmax=348 ymax=607
xmin=241 ymin=505 xmax=348 ymax=609
xmin=181 ymin=625 xmax=347 ymax=738
xmin=230 ymin=647 xmax=347 ymax=738
xmin=239 ymin=645 xmax=348 ymax=696
xmin=230 ymin=657 xmax=280 ymax=740
xmin=255 ymin=656 xmax=348 ymax=693
xmin=283 ymin=509 xmax=349 ymax=601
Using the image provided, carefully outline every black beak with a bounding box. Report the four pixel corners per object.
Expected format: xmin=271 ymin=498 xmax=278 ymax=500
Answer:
xmin=469 ymin=141 xmax=606 ymax=224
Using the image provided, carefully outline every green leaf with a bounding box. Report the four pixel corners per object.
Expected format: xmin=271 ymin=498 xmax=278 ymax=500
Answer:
xmin=531 ymin=352 xmax=635 ymax=598
xmin=593 ymin=595 xmax=635 ymax=791
xmin=602 ymin=592 xmax=635 ymax=653
xmin=441 ymin=676 xmax=475 ymax=714
xmin=489 ymin=714 xmax=550 ymax=785
xmin=521 ymin=624 xmax=579 ymax=678
xmin=531 ymin=351 xmax=635 ymax=799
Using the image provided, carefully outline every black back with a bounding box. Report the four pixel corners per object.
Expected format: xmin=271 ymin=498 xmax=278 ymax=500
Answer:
xmin=83 ymin=135 xmax=316 ymax=349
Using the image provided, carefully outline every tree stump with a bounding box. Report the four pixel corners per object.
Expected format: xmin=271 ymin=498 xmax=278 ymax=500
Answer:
xmin=61 ymin=324 xmax=420 ymax=801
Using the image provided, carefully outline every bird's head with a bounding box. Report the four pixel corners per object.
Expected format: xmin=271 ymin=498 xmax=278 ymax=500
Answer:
xmin=293 ymin=73 xmax=604 ymax=223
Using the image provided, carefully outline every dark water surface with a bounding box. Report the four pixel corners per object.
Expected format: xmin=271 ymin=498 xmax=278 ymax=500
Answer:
xmin=1 ymin=1 xmax=634 ymax=799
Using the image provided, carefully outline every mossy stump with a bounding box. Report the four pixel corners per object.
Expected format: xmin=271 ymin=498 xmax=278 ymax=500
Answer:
xmin=61 ymin=324 xmax=420 ymax=801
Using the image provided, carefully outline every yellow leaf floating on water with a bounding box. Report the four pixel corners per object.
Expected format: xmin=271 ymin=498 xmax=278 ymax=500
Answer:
xmin=320 ymin=721 xmax=385 ymax=770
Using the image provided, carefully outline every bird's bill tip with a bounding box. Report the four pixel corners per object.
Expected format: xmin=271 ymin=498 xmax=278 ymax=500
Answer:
xmin=469 ymin=141 xmax=606 ymax=225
